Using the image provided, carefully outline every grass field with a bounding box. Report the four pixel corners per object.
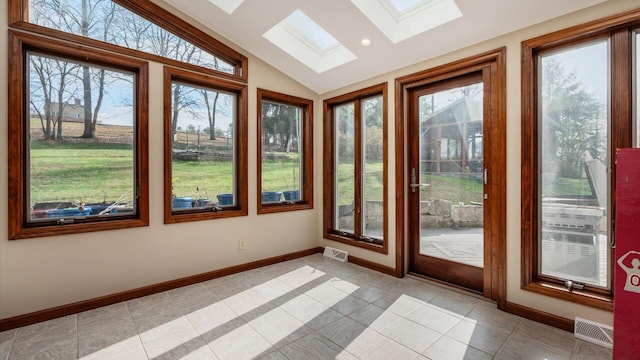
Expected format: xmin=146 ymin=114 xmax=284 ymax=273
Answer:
xmin=541 ymin=177 xmax=593 ymax=197
xmin=28 ymin=119 xmax=489 ymax=207
xmin=30 ymin=142 xmax=134 ymax=204
xmin=420 ymin=174 xmax=483 ymax=204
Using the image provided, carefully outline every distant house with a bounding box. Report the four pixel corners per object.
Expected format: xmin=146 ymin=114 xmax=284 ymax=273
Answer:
xmin=420 ymin=96 xmax=483 ymax=174
xmin=48 ymin=98 xmax=85 ymax=123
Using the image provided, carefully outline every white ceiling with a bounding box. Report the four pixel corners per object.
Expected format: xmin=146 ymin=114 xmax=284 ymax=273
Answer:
xmin=158 ymin=0 xmax=606 ymax=94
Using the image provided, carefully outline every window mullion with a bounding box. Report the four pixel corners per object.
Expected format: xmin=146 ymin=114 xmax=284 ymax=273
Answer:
xmin=610 ymin=28 xmax=633 ymax=289
xmin=354 ymin=99 xmax=363 ymax=239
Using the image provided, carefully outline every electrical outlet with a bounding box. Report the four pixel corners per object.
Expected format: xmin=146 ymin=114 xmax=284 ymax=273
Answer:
xmin=239 ymin=239 xmax=246 ymax=250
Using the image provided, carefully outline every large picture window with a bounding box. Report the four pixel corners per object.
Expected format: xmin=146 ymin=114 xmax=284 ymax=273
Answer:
xmin=8 ymin=0 xmax=248 ymax=238
xmin=538 ymin=40 xmax=610 ymax=289
xmin=323 ymin=83 xmax=387 ymax=252
xmin=8 ymin=31 xmax=149 ymax=239
xmin=521 ymin=9 xmax=640 ymax=309
xmin=164 ymin=67 xmax=247 ymax=223
xmin=9 ymin=0 xmax=247 ymax=80
xmin=257 ymin=89 xmax=313 ymax=214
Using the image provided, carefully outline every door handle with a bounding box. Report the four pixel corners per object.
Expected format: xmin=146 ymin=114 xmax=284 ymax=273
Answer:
xmin=410 ymin=167 xmax=430 ymax=192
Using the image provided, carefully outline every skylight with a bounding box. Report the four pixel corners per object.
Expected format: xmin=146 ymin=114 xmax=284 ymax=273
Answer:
xmin=263 ymin=10 xmax=356 ymax=74
xmin=284 ymin=10 xmax=339 ymax=51
xmin=351 ymin=0 xmax=462 ymax=43
xmin=388 ymin=0 xmax=423 ymax=13
xmin=208 ymin=0 xmax=245 ymax=15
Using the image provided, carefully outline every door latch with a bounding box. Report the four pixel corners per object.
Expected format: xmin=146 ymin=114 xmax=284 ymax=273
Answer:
xmin=409 ymin=168 xmax=430 ymax=193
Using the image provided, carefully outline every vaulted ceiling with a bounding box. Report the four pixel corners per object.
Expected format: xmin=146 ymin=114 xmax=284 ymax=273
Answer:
xmin=157 ymin=0 xmax=606 ymax=94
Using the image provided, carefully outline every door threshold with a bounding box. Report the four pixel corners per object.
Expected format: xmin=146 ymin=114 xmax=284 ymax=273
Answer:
xmin=407 ymin=272 xmax=492 ymax=302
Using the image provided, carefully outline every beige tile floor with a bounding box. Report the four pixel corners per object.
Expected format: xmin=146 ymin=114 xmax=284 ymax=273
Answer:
xmin=0 ymin=254 xmax=611 ymax=359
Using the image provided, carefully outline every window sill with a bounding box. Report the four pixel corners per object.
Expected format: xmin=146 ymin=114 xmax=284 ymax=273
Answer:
xmin=523 ymin=280 xmax=613 ymax=311
xmin=323 ymin=232 xmax=387 ymax=254
xmin=10 ymin=218 xmax=149 ymax=240
xmin=165 ymin=208 xmax=247 ymax=224
xmin=258 ymin=202 xmax=313 ymax=215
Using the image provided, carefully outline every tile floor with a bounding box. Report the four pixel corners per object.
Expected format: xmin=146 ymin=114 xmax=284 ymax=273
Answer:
xmin=0 ymin=254 xmax=611 ymax=359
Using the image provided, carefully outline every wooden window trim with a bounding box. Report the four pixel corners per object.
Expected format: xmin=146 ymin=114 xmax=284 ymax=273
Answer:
xmin=256 ymin=89 xmax=313 ymax=215
xmin=323 ymin=83 xmax=388 ymax=254
xmin=521 ymin=8 xmax=640 ymax=311
xmin=8 ymin=0 xmax=248 ymax=83
xmin=163 ymin=67 xmax=248 ymax=224
xmin=7 ymin=30 xmax=150 ymax=240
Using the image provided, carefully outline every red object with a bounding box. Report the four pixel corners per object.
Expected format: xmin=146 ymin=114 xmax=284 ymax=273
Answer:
xmin=614 ymin=148 xmax=640 ymax=359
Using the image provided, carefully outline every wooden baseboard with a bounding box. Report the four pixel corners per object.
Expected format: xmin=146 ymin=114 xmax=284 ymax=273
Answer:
xmin=0 ymin=247 xmax=323 ymax=332
xmin=348 ymin=254 xmax=398 ymax=277
xmin=504 ymin=301 xmax=574 ymax=332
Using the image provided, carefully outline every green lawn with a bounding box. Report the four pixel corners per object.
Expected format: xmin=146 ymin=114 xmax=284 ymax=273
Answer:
xmin=30 ymin=146 xmax=134 ymax=204
xmin=171 ymin=160 xmax=235 ymax=198
xmin=29 ymin=143 xmax=486 ymax=207
xmin=420 ymin=174 xmax=484 ymax=204
xmin=541 ymin=177 xmax=593 ymax=197
xmin=335 ymin=160 xmax=384 ymax=205
xmin=29 ymin=144 xmax=307 ymax=205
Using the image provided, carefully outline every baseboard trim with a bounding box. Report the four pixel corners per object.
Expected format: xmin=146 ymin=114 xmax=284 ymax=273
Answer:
xmin=0 ymin=247 xmax=323 ymax=332
xmin=504 ymin=301 xmax=575 ymax=332
xmin=347 ymin=254 xmax=397 ymax=277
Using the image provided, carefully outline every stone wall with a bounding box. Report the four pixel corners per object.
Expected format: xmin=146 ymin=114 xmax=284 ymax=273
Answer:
xmin=337 ymin=199 xmax=482 ymax=230
xmin=422 ymin=198 xmax=483 ymax=228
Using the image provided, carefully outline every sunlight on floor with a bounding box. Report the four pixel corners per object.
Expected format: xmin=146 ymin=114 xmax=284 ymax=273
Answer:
xmin=1 ymin=255 xmax=597 ymax=359
xmin=82 ymin=264 xmax=482 ymax=360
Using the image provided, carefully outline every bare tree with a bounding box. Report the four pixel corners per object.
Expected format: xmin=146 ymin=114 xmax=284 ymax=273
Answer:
xmin=32 ymin=0 xmax=117 ymax=138
xmin=29 ymin=55 xmax=80 ymax=141
xmin=202 ymin=90 xmax=220 ymax=140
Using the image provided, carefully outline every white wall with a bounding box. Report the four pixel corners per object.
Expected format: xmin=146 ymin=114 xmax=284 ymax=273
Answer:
xmin=0 ymin=1 xmax=320 ymax=319
xmin=319 ymin=0 xmax=640 ymax=326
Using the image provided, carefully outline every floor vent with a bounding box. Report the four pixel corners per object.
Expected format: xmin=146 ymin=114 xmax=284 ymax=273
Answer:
xmin=323 ymin=247 xmax=348 ymax=262
xmin=574 ymin=317 xmax=613 ymax=349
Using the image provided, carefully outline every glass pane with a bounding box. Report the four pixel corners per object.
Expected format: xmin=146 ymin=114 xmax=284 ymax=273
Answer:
xmin=27 ymin=52 xmax=135 ymax=221
xmin=362 ymin=96 xmax=384 ymax=238
xmin=29 ymin=0 xmax=234 ymax=74
xmin=261 ymin=100 xmax=303 ymax=204
xmin=335 ymin=103 xmax=355 ymax=233
xmin=418 ymin=82 xmax=484 ymax=268
xmin=538 ymin=40 xmax=610 ymax=288
xmin=171 ymin=82 xmax=236 ymax=209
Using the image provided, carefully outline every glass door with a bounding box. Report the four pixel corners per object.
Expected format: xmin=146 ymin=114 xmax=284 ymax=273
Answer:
xmin=408 ymin=73 xmax=485 ymax=292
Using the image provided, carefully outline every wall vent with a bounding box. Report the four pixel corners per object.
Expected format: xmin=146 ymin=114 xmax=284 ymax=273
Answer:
xmin=574 ymin=317 xmax=613 ymax=349
xmin=323 ymin=247 xmax=348 ymax=262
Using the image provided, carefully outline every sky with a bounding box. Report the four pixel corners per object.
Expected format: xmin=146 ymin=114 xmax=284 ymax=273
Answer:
xmin=542 ymin=39 xmax=608 ymax=103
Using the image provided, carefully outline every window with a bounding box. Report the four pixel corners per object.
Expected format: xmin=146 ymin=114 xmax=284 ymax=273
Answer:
xmin=521 ymin=9 xmax=640 ymax=309
xmin=8 ymin=31 xmax=149 ymax=239
xmin=9 ymin=0 xmax=247 ymax=80
xmin=8 ymin=0 xmax=248 ymax=238
xmin=164 ymin=67 xmax=247 ymax=223
xmin=257 ymin=89 xmax=313 ymax=214
xmin=323 ymin=83 xmax=387 ymax=252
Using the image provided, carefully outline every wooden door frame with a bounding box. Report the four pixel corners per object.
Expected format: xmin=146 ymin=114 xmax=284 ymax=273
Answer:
xmin=406 ymin=72 xmax=485 ymax=293
xmin=394 ymin=48 xmax=507 ymax=308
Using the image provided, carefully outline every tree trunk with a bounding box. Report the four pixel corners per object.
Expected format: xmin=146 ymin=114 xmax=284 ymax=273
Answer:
xmin=171 ymin=84 xmax=182 ymax=135
xmin=81 ymin=65 xmax=94 ymax=138
xmin=208 ymin=92 xmax=220 ymax=140
xmin=81 ymin=0 xmax=94 ymax=138
xmin=92 ymin=69 xmax=106 ymax=135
